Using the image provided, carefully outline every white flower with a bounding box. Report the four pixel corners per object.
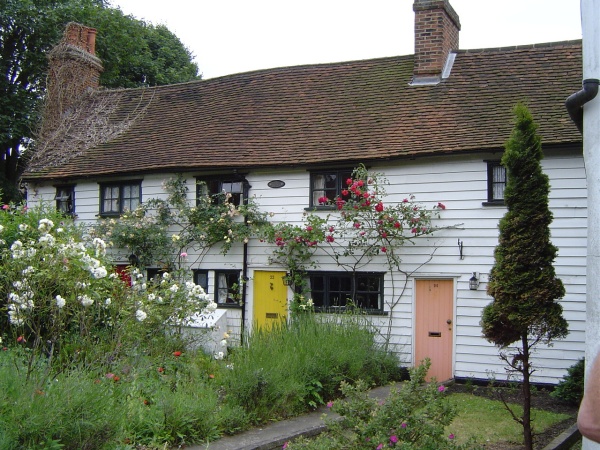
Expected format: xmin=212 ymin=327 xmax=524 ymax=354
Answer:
xmin=19 ymin=223 xmax=29 ymax=231
xmin=22 ymin=266 xmax=35 ymax=275
xmin=169 ymin=284 xmax=179 ymax=293
xmin=162 ymin=272 xmax=170 ymax=279
xmin=56 ymin=227 xmax=64 ymax=233
xmin=92 ymin=238 xmax=107 ymax=256
xmin=0 ymin=224 xmax=3 ymax=233
xmin=38 ymin=234 xmax=56 ymax=246
xmin=171 ymin=234 xmax=180 ymax=242
xmin=214 ymin=351 xmax=224 ymax=360
xmin=220 ymin=339 xmax=227 ymax=347
xmin=11 ymin=240 xmax=23 ymax=250
xmin=38 ymin=219 xmax=54 ymax=233
xmin=90 ymin=266 xmax=107 ymax=279
xmin=55 ymin=295 xmax=66 ymax=309
xmin=135 ymin=309 xmax=148 ymax=322
xmin=8 ymin=292 xmax=22 ymax=304
xmin=147 ymin=293 xmax=156 ymax=301
xmin=204 ymin=301 xmax=217 ymax=313
xmin=105 ymin=298 xmax=112 ymax=306
xmin=79 ymin=295 xmax=94 ymax=307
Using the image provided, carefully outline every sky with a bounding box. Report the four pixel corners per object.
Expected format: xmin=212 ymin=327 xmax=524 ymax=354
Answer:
xmin=108 ymin=0 xmax=582 ymax=80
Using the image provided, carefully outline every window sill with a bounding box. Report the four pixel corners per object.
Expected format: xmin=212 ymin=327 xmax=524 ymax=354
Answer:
xmin=304 ymin=206 xmax=336 ymax=212
xmin=481 ymin=201 xmax=505 ymax=207
xmin=217 ymin=303 xmax=242 ymax=309
xmin=315 ymin=307 xmax=388 ymax=316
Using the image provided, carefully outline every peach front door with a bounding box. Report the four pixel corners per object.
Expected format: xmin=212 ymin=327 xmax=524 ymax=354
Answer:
xmin=253 ymin=270 xmax=288 ymax=330
xmin=414 ymin=279 xmax=454 ymax=382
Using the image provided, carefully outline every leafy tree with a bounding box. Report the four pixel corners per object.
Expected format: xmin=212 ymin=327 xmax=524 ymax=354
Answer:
xmin=0 ymin=0 xmax=199 ymax=203
xmin=481 ymin=103 xmax=568 ymax=450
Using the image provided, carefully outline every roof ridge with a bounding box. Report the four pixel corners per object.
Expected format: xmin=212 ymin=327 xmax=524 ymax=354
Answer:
xmin=456 ymin=39 xmax=582 ymax=55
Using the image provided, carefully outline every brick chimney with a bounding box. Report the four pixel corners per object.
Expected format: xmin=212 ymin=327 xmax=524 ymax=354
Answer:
xmin=44 ymin=22 xmax=103 ymax=122
xmin=413 ymin=0 xmax=461 ymax=82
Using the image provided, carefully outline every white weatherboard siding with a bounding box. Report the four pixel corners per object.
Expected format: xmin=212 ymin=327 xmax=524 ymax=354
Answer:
xmin=24 ymin=147 xmax=586 ymax=383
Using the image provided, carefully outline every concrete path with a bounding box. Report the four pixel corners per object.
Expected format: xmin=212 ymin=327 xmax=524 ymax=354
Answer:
xmin=184 ymin=384 xmax=579 ymax=450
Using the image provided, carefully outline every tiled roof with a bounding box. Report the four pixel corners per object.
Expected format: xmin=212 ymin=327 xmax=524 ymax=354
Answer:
xmin=23 ymin=40 xmax=582 ymax=181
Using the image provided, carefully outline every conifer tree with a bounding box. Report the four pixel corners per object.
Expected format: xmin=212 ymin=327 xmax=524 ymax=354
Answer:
xmin=481 ymin=103 xmax=568 ymax=450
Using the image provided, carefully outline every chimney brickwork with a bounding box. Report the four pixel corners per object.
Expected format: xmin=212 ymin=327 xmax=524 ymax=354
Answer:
xmin=44 ymin=22 xmax=103 ymax=128
xmin=413 ymin=0 xmax=461 ymax=78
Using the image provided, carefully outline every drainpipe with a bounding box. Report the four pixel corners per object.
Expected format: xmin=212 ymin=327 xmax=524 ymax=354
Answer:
xmin=240 ymin=179 xmax=251 ymax=346
xmin=241 ymin=239 xmax=248 ymax=346
xmin=565 ymin=78 xmax=599 ymax=133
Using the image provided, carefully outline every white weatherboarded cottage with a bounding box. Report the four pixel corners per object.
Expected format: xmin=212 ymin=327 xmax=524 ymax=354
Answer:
xmin=23 ymin=0 xmax=585 ymax=384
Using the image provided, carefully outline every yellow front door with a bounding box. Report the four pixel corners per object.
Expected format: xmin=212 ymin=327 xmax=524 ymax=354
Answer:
xmin=414 ymin=279 xmax=454 ymax=382
xmin=253 ymin=270 xmax=288 ymax=330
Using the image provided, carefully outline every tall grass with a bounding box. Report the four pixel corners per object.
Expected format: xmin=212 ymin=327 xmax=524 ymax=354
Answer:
xmin=222 ymin=315 xmax=401 ymax=422
xmin=0 ymin=314 xmax=400 ymax=448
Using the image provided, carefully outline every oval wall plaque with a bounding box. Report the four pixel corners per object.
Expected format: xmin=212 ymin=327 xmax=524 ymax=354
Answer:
xmin=268 ymin=180 xmax=285 ymax=188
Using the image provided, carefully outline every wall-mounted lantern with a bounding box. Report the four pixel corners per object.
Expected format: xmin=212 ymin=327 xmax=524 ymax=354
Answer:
xmin=128 ymin=253 xmax=139 ymax=267
xmin=282 ymin=273 xmax=293 ymax=286
xmin=469 ymin=272 xmax=480 ymax=290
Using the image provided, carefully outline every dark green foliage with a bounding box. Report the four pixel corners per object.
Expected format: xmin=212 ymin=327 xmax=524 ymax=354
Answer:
xmin=0 ymin=0 xmax=199 ymax=203
xmin=480 ymin=103 xmax=568 ymax=450
xmin=482 ymin=103 xmax=568 ymax=348
xmin=551 ymin=358 xmax=584 ymax=405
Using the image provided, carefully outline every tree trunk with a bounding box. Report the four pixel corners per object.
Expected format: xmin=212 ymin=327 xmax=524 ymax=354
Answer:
xmin=522 ymin=334 xmax=533 ymax=450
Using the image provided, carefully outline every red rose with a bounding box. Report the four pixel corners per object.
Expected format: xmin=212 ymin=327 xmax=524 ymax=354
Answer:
xmin=375 ymin=202 xmax=384 ymax=212
xmin=173 ymin=351 xmax=182 ymax=357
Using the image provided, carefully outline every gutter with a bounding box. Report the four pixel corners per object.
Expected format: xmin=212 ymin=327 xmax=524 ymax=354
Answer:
xmin=565 ymin=78 xmax=600 ymax=133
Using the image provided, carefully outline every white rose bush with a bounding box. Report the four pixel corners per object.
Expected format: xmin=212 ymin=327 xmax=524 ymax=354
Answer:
xmin=0 ymin=204 xmax=211 ymax=380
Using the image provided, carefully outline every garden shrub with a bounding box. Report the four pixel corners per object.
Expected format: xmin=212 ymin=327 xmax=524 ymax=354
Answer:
xmin=285 ymin=360 xmax=475 ymax=450
xmin=551 ymin=357 xmax=584 ymax=405
xmin=222 ymin=315 xmax=401 ymax=424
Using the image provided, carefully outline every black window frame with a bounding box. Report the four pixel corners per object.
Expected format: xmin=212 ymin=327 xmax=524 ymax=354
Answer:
xmin=214 ymin=270 xmax=242 ymax=307
xmin=193 ymin=269 xmax=209 ymax=294
xmin=55 ymin=185 xmax=75 ymax=216
xmin=196 ymin=176 xmax=249 ymax=207
xmin=147 ymin=267 xmax=170 ymax=281
xmin=484 ymin=161 xmax=506 ymax=205
xmin=305 ymin=271 xmax=384 ymax=313
xmin=99 ymin=181 xmax=142 ymax=216
xmin=308 ymin=168 xmax=354 ymax=209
